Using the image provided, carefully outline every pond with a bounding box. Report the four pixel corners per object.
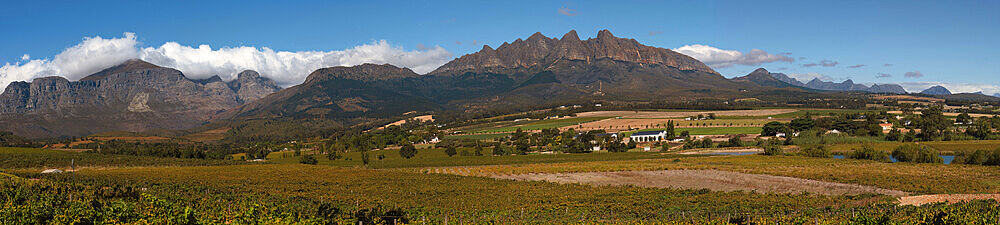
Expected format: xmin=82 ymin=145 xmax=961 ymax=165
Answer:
xmin=833 ymin=155 xmax=955 ymax=164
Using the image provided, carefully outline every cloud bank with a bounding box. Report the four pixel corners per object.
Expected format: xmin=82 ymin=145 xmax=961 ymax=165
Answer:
xmin=673 ymin=44 xmax=793 ymax=68
xmin=1 ymin=33 xmax=453 ymax=88
xmin=903 ymin=71 xmax=924 ymax=78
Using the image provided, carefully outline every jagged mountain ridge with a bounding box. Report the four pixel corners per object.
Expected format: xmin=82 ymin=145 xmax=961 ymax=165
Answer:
xmin=0 ymin=59 xmax=280 ymax=137
xmin=228 ymin=30 xmax=760 ymax=124
xmin=730 ymin=68 xmax=907 ymax=94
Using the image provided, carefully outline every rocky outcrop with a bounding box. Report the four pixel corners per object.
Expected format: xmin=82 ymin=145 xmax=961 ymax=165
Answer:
xmin=868 ymin=84 xmax=907 ymax=94
xmin=921 ymin=85 xmax=952 ymax=95
xmin=429 ymin=29 xmax=717 ymax=76
xmin=0 ymin=59 xmax=280 ymax=137
xmin=228 ymin=70 xmax=281 ymax=103
xmin=304 ymin=63 xmax=420 ymax=84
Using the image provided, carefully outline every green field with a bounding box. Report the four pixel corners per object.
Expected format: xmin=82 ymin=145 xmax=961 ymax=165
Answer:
xmin=624 ymin=127 xmax=763 ymax=136
xmin=827 ymin=140 xmax=1000 ymax=154
xmin=265 ymin=147 xmax=693 ymax=169
xmin=717 ymin=109 xmax=877 ymax=119
xmin=464 ymin=117 xmax=610 ymax=133
xmin=0 ymin=147 xmax=243 ymax=169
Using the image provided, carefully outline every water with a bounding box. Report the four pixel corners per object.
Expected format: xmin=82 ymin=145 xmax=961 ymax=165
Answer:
xmin=832 ymin=155 xmax=955 ymax=164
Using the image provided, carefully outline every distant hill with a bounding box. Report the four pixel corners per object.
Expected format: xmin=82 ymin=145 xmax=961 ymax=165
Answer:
xmin=0 ymin=59 xmax=280 ymax=138
xmin=920 ymin=85 xmax=952 ymax=95
xmin=800 ymin=78 xmax=907 ymax=94
xmin=731 ymin=68 xmax=802 ymax=89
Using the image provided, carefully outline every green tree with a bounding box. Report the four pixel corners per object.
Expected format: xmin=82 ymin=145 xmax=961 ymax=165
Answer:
xmin=445 ymin=145 xmax=457 ymax=157
xmin=761 ymin=122 xmax=790 ymax=136
xmin=886 ymin=129 xmax=902 ymax=142
xmin=399 ymin=143 xmax=417 ymax=159
xmin=789 ymin=118 xmax=815 ymax=132
xmin=474 ymin=144 xmax=484 ymax=156
xmin=299 ymin=155 xmax=318 ymax=165
xmin=492 ymin=142 xmax=505 ymax=156
xmin=666 ymin=120 xmax=676 ymax=139
xmin=916 ymin=105 xmax=949 ymax=140
xmin=956 ymin=113 xmax=973 ymax=125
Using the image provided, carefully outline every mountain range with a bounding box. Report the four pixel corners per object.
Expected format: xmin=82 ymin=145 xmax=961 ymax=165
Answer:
xmin=0 ymin=59 xmax=280 ymax=137
xmin=732 ymin=68 xmax=907 ymax=94
xmin=0 ymin=30 xmax=993 ymax=138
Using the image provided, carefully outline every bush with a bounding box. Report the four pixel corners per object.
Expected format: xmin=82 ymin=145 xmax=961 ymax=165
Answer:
xmin=892 ymin=144 xmax=943 ymax=164
xmin=762 ymin=139 xmax=783 ymax=156
xmin=799 ymin=145 xmax=831 ymax=158
xmin=849 ymin=144 xmax=890 ymax=162
xmin=955 ymin=148 xmax=1000 ymax=166
xmin=444 ymin=146 xmax=457 ymax=157
xmin=399 ymin=143 xmax=417 ymax=159
xmin=299 ymin=155 xmax=318 ymax=165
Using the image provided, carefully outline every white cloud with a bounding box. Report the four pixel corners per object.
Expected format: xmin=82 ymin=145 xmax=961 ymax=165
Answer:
xmin=899 ymin=82 xmax=1000 ymax=95
xmin=557 ymin=6 xmax=578 ymax=16
xmin=786 ymin=72 xmax=834 ymax=83
xmin=19 ymin=54 xmax=29 ymax=61
xmin=673 ymin=44 xmax=793 ymax=68
xmin=1 ymin=33 xmax=454 ymax=89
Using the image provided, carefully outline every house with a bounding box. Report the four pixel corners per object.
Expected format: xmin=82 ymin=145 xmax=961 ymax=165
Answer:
xmin=879 ymin=123 xmax=894 ymax=131
xmin=631 ymin=130 xmax=667 ymax=142
xmin=827 ymin=129 xmax=842 ymax=134
xmin=594 ymin=103 xmax=602 ymax=107
xmin=776 ymin=133 xmax=786 ymax=138
xmin=41 ymin=169 xmax=63 ymax=174
xmin=428 ymin=137 xmax=441 ymax=143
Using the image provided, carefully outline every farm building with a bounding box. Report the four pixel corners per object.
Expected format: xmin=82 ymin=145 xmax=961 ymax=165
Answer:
xmin=631 ymin=130 xmax=667 ymax=142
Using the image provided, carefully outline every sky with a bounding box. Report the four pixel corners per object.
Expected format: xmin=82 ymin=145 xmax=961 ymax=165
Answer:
xmin=1 ymin=0 xmax=998 ymax=94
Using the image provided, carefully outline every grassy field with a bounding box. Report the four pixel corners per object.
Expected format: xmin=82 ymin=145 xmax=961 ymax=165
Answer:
xmin=265 ymin=147 xmax=696 ymax=169
xmin=0 ymin=147 xmax=243 ymax=169
xmin=465 ymin=117 xmax=611 ymax=133
xmin=417 ymin=155 xmax=1000 ymax=195
xmin=827 ymin=140 xmax=1000 ymax=154
xmin=624 ymin=127 xmax=763 ymax=136
xmin=441 ymin=133 xmax=511 ymax=140
xmin=717 ymin=109 xmax=876 ymax=119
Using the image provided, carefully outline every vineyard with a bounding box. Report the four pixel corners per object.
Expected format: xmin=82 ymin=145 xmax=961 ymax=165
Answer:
xmin=4 ymin=163 xmax=999 ymax=224
xmin=414 ymin=155 xmax=1000 ymax=194
xmin=0 ymin=147 xmax=243 ymax=169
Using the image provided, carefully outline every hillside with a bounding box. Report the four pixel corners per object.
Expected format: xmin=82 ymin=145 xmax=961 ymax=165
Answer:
xmin=0 ymin=59 xmax=280 ymax=137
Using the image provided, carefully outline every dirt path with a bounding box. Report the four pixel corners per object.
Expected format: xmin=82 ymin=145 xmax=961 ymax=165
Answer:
xmin=898 ymin=194 xmax=1000 ymax=206
xmin=495 ymin=170 xmax=909 ymax=197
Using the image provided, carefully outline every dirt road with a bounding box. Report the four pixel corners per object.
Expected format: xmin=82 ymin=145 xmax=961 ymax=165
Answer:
xmin=898 ymin=194 xmax=1000 ymax=206
xmin=495 ymin=169 xmax=908 ymax=196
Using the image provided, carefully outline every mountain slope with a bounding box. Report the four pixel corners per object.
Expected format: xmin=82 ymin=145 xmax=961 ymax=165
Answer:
xmin=921 ymin=85 xmax=952 ymax=95
xmin=0 ymin=59 xmax=280 ymax=137
xmin=731 ymin=68 xmax=802 ymax=89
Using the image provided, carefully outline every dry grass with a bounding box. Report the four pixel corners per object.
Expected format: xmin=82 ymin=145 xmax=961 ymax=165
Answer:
xmin=496 ymin=170 xmax=908 ymax=196
xmin=574 ymin=109 xmax=799 ymax=119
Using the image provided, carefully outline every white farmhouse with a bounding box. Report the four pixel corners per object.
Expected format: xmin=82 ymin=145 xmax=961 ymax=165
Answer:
xmin=631 ymin=130 xmax=667 ymax=142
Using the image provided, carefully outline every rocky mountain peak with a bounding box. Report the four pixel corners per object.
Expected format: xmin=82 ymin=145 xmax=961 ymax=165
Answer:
xmin=227 ymin=70 xmax=280 ymax=103
xmin=429 ymin=30 xmax=718 ymax=76
xmin=305 ymin=63 xmax=419 ymax=84
xmin=80 ymin=59 xmax=163 ymax=81
xmin=595 ymin=29 xmax=615 ymax=40
xmin=237 ymin=70 xmax=261 ymax=80
xmin=921 ymin=85 xmax=952 ymax=95
xmin=750 ymin=68 xmax=770 ymax=75
xmin=560 ymin=30 xmax=581 ymax=41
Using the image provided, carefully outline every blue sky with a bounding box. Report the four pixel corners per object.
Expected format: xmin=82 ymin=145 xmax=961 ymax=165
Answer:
xmin=1 ymin=0 xmax=998 ymax=93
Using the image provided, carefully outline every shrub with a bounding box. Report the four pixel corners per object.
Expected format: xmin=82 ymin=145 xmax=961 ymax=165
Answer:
xmin=849 ymin=144 xmax=890 ymax=162
xmin=299 ymin=155 xmax=318 ymax=165
xmin=762 ymin=139 xmax=783 ymax=156
xmin=444 ymin=146 xmax=457 ymax=157
xmin=799 ymin=145 xmax=831 ymax=158
xmin=399 ymin=143 xmax=417 ymax=159
xmin=892 ymin=144 xmax=942 ymax=164
xmin=956 ymin=148 xmax=1000 ymax=166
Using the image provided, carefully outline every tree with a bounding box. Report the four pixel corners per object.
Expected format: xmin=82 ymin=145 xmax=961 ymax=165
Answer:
xmin=666 ymin=120 xmax=676 ymax=139
xmin=789 ymin=118 xmax=815 ymax=132
xmin=886 ymin=129 xmax=902 ymax=142
xmin=299 ymin=155 xmax=318 ymax=165
xmin=492 ymin=142 xmax=505 ymax=156
xmin=399 ymin=143 xmax=417 ymax=159
xmin=966 ymin=117 xmax=994 ymax=140
xmin=761 ymin=122 xmax=790 ymax=136
xmin=474 ymin=144 xmax=484 ymax=156
xmin=445 ymin=145 xmax=457 ymax=157
xmin=916 ymin=105 xmax=949 ymax=140
xmin=726 ymin=136 xmax=743 ymax=147
xmin=956 ymin=113 xmax=973 ymax=125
